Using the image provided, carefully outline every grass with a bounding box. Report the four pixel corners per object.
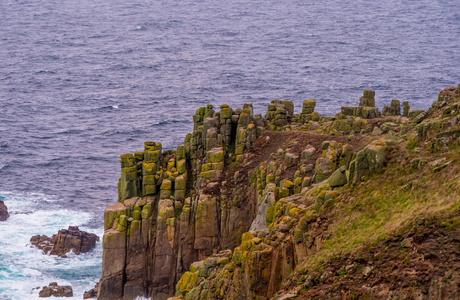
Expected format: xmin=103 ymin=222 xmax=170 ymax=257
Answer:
xmin=406 ymin=139 xmax=419 ymax=150
xmin=298 ymin=141 xmax=460 ymax=270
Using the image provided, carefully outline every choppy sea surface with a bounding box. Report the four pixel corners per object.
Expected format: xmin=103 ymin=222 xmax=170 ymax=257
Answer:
xmin=0 ymin=0 xmax=458 ymax=298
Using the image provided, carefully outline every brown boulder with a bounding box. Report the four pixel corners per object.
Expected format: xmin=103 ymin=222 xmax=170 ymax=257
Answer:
xmin=38 ymin=282 xmax=73 ymax=297
xmin=83 ymin=282 xmax=99 ymax=299
xmin=30 ymin=226 xmax=99 ymax=258
xmin=0 ymin=200 xmax=9 ymax=221
xmin=30 ymin=234 xmax=54 ymax=254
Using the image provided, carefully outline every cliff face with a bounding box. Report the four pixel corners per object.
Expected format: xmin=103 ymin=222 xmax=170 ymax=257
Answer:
xmin=98 ymin=102 xmax=267 ymax=299
xmin=97 ymin=85 xmax=460 ymax=300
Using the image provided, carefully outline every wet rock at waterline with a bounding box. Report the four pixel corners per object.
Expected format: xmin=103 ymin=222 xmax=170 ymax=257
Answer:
xmin=0 ymin=200 xmax=9 ymax=221
xmin=37 ymin=282 xmax=73 ymax=297
xmin=30 ymin=226 xmax=99 ymax=258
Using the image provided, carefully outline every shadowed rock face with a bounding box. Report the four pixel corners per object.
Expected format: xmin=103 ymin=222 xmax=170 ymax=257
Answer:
xmin=0 ymin=200 xmax=9 ymax=221
xmin=38 ymin=282 xmax=73 ymax=298
xmin=30 ymin=226 xmax=99 ymax=258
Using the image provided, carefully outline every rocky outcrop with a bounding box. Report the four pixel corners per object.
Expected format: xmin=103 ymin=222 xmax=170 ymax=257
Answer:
xmin=166 ymin=85 xmax=460 ymax=300
xmin=265 ymin=100 xmax=294 ymax=128
xmin=97 ymin=92 xmax=374 ymax=300
xmin=98 ymin=103 xmax=266 ymax=300
xmin=38 ymin=282 xmax=73 ymax=298
xmin=98 ymin=86 xmax=460 ymax=300
xmin=382 ymin=99 xmax=401 ymax=116
xmin=341 ymin=90 xmax=381 ymax=119
xmin=415 ymin=85 xmax=460 ymax=150
xmin=348 ymin=140 xmax=386 ymax=184
xmin=30 ymin=226 xmax=99 ymax=258
xmin=0 ymin=199 xmax=9 ymax=221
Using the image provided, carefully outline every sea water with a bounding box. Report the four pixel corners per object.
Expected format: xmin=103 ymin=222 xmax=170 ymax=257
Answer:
xmin=0 ymin=0 xmax=458 ymax=298
xmin=0 ymin=192 xmax=102 ymax=299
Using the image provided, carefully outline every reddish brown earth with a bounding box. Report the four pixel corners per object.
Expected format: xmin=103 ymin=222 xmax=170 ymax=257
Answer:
xmin=216 ymin=131 xmax=367 ymax=202
xmin=291 ymin=216 xmax=460 ymax=299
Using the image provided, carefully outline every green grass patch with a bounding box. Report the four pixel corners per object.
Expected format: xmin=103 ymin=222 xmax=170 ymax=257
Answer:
xmin=298 ymin=144 xmax=460 ymax=271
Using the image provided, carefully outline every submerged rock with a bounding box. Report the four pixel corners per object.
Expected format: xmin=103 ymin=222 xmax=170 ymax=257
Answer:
xmin=38 ymin=282 xmax=73 ymax=297
xmin=0 ymin=199 xmax=9 ymax=221
xmin=30 ymin=226 xmax=99 ymax=258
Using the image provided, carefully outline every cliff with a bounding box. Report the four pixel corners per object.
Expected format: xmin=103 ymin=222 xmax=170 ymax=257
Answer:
xmin=96 ymin=85 xmax=460 ymax=300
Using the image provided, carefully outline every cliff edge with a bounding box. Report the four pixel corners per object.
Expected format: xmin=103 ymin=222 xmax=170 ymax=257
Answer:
xmin=96 ymin=85 xmax=460 ymax=300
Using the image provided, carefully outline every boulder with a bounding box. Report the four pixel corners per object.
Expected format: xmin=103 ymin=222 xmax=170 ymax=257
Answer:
xmin=301 ymin=145 xmax=316 ymax=161
xmin=341 ymin=90 xmax=380 ymax=119
xmin=0 ymin=200 xmax=9 ymax=221
xmin=314 ymin=142 xmax=342 ymax=183
xmin=359 ymin=90 xmax=376 ymax=107
xmin=311 ymin=111 xmax=322 ymax=121
xmin=30 ymin=226 xmax=99 ymax=258
xmin=372 ymin=126 xmax=383 ymax=135
xmin=328 ymin=166 xmax=347 ymax=187
xmin=314 ymin=157 xmax=336 ymax=183
xmin=302 ymin=99 xmax=316 ymax=114
xmin=284 ymin=152 xmax=299 ymax=165
xmin=361 ymin=107 xmax=380 ymax=119
xmin=83 ymin=282 xmax=99 ymax=299
xmin=348 ymin=140 xmax=386 ymax=184
xmin=38 ymin=282 xmax=73 ymax=297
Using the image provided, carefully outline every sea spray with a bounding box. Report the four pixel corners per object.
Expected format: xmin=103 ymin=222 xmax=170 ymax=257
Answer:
xmin=0 ymin=192 xmax=102 ymax=299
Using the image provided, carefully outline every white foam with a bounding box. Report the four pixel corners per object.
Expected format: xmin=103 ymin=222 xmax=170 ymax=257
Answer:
xmin=0 ymin=192 xmax=103 ymax=299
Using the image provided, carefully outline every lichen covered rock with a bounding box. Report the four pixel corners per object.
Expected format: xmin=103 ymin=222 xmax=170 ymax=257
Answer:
xmin=265 ymin=100 xmax=294 ymax=128
xmin=348 ymin=140 xmax=387 ymax=184
xmin=99 ymin=85 xmax=460 ymax=300
xmin=327 ymin=166 xmax=347 ymax=187
xmin=341 ymin=90 xmax=380 ymax=119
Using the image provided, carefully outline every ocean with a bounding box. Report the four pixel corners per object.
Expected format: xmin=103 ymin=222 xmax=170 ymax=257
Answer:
xmin=0 ymin=0 xmax=458 ymax=298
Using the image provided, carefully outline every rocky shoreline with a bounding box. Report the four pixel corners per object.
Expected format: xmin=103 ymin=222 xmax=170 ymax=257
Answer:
xmin=94 ymin=85 xmax=460 ymax=299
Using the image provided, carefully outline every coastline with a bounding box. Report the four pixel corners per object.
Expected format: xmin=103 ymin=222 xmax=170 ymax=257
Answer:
xmin=96 ymin=85 xmax=460 ymax=299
